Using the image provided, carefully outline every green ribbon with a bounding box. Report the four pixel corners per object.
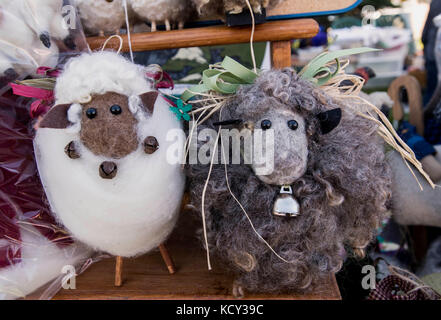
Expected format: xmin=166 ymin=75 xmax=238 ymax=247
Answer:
xmin=181 ymin=56 xmax=258 ymax=102
xmin=180 ymin=48 xmax=379 ymax=101
xmin=299 ymin=47 xmax=380 ymax=86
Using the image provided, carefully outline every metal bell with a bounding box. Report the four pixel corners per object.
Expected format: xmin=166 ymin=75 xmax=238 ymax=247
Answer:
xmin=272 ymin=185 xmax=300 ymax=218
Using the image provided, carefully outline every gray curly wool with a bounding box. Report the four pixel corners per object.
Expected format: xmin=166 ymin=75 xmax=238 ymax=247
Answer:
xmin=186 ymin=68 xmax=392 ymax=293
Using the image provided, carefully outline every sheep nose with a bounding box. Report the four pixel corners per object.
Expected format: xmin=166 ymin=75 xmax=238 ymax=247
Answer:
xmin=99 ymin=161 xmax=117 ymax=179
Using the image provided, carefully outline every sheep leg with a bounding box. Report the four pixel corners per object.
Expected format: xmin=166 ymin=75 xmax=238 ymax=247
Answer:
xmin=115 ymin=29 xmax=120 ymax=35
xmin=159 ymin=243 xmax=176 ymax=274
xmin=151 ymin=21 xmax=157 ymax=32
xmin=114 ymin=256 xmax=123 ymax=286
xmin=178 ymin=21 xmax=184 ymax=30
xmin=232 ymin=280 xmax=245 ymax=299
xmin=99 ymin=30 xmax=105 ymax=37
xmin=165 ymin=19 xmax=171 ymax=31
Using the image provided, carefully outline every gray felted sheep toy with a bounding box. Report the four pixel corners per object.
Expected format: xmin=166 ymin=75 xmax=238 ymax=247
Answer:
xmin=186 ymin=68 xmax=392 ymax=294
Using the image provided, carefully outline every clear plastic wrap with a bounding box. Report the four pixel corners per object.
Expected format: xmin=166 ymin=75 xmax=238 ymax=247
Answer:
xmin=0 ymin=0 xmax=95 ymax=300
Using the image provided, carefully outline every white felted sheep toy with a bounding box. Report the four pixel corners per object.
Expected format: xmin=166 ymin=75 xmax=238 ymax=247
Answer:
xmin=0 ymin=0 xmax=75 ymax=49
xmin=33 ymin=51 xmax=185 ymax=282
xmin=74 ymin=0 xmax=127 ymax=36
xmin=129 ymin=0 xmax=195 ymax=31
xmin=0 ymin=0 xmax=75 ymax=80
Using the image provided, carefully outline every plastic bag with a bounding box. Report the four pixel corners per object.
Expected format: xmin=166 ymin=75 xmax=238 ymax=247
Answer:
xmin=0 ymin=0 xmax=95 ymax=300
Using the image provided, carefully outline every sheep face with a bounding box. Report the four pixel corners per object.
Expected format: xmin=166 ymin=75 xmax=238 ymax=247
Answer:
xmin=39 ymin=91 xmax=159 ymax=180
xmin=244 ymin=107 xmax=309 ymax=186
xmin=80 ymin=92 xmax=139 ymax=159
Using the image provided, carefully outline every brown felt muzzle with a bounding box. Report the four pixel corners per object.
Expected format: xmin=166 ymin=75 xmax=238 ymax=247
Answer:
xmin=40 ymin=91 xmax=159 ymax=180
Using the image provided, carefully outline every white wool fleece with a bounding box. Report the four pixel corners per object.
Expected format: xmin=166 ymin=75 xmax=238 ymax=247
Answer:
xmin=55 ymin=51 xmax=153 ymax=104
xmin=34 ymin=52 xmax=185 ymax=257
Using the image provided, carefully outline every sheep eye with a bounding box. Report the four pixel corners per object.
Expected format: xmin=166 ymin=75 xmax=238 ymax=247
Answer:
xmin=287 ymin=120 xmax=298 ymax=130
xmin=261 ymin=119 xmax=271 ymax=130
xmin=110 ymin=105 xmax=122 ymax=115
xmin=86 ymin=108 xmax=97 ymax=119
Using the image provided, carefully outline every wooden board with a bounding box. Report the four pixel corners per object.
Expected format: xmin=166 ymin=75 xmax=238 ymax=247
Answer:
xmin=54 ymin=217 xmax=341 ymax=300
xmin=268 ymin=0 xmax=362 ymax=19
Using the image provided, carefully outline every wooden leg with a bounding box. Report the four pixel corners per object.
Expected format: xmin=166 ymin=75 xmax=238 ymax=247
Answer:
xmin=115 ymin=256 xmax=123 ymax=286
xmin=270 ymin=40 xmax=292 ymax=69
xmin=159 ymin=243 xmax=176 ymax=274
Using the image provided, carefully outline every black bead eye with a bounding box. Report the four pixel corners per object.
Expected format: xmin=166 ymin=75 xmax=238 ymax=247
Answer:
xmin=288 ymin=120 xmax=298 ymax=130
xmin=110 ymin=105 xmax=122 ymax=115
xmin=261 ymin=119 xmax=271 ymax=130
xmin=86 ymin=108 xmax=97 ymax=119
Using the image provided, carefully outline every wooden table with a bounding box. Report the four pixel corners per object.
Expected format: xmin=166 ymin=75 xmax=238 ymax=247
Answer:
xmin=54 ymin=216 xmax=341 ymax=300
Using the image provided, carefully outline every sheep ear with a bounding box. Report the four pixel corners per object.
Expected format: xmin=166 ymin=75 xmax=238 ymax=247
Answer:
xmin=139 ymin=91 xmax=159 ymax=114
xmin=39 ymin=104 xmax=72 ymax=129
xmin=316 ymin=108 xmax=342 ymax=134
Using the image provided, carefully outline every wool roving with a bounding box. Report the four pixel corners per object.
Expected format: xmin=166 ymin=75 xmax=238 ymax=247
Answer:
xmin=33 ymin=51 xmax=185 ymax=257
xmin=186 ymin=68 xmax=392 ymax=294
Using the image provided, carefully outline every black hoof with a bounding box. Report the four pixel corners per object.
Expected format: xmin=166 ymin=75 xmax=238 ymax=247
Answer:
xmin=63 ymin=35 xmax=76 ymax=50
xmin=39 ymin=32 xmax=51 ymax=48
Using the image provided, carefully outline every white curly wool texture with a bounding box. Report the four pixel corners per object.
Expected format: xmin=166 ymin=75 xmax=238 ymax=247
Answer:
xmin=34 ymin=52 xmax=185 ymax=257
xmin=0 ymin=226 xmax=91 ymax=300
xmin=129 ymin=0 xmax=190 ymax=23
xmin=74 ymin=0 xmax=126 ymax=35
xmin=55 ymin=51 xmax=153 ymax=103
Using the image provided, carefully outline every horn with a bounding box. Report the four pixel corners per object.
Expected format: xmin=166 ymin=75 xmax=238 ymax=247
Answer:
xmin=39 ymin=104 xmax=72 ymax=129
xmin=139 ymin=91 xmax=159 ymax=114
xmin=316 ymin=108 xmax=342 ymax=134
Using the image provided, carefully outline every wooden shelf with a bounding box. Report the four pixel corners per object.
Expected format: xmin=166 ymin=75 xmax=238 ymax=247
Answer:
xmin=87 ymin=19 xmax=319 ymax=52
xmin=53 ymin=217 xmax=341 ymax=300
